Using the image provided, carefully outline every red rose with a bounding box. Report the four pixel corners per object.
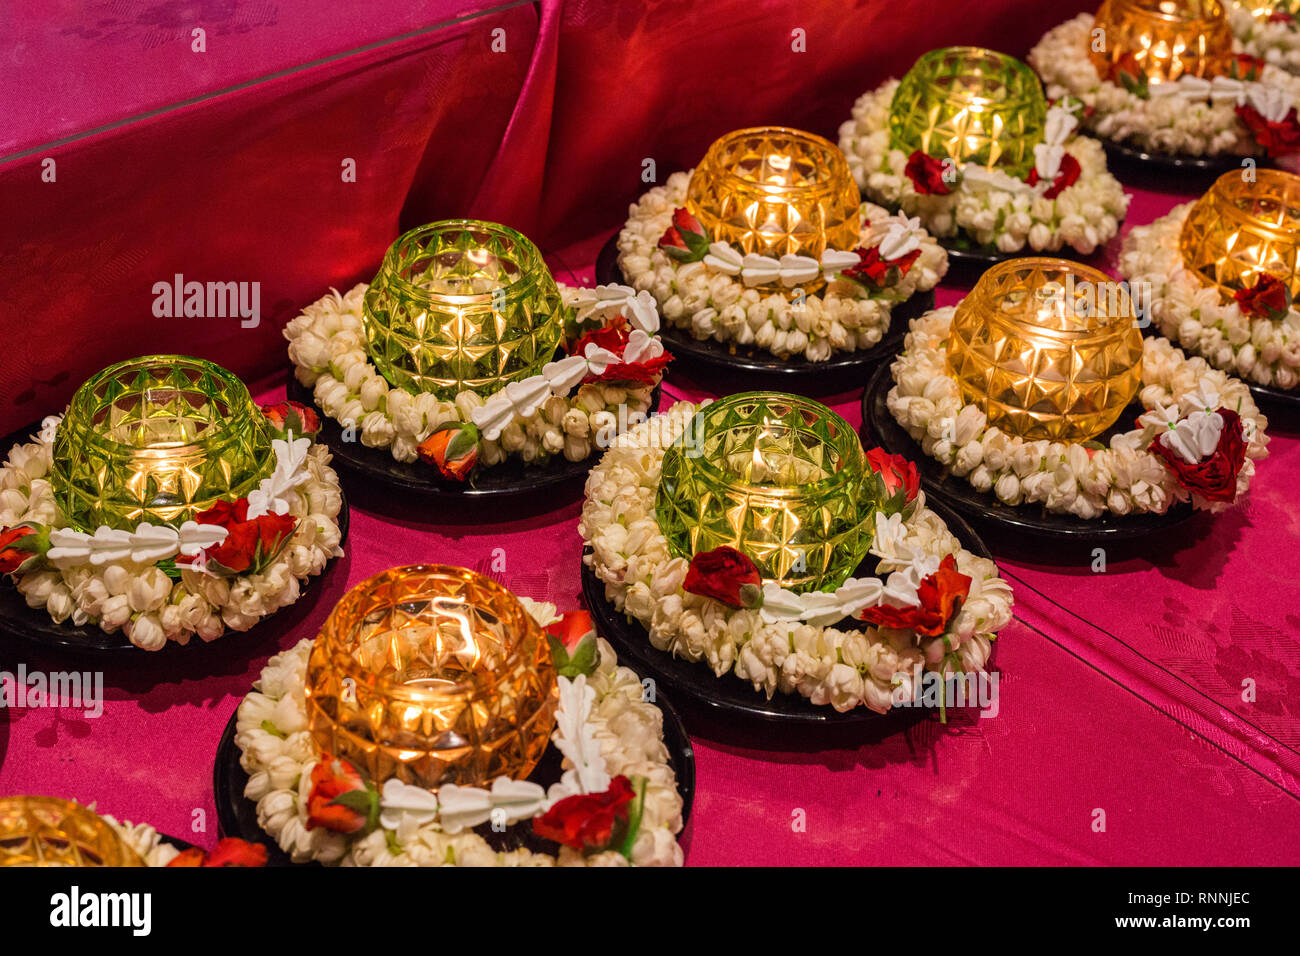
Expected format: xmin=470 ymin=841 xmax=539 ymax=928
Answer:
xmin=1025 ymin=153 xmax=1082 ymax=199
xmin=683 ymin=546 xmax=763 ymax=608
xmin=842 ymin=244 xmax=922 ymax=288
xmin=658 ymin=207 xmax=710 ymax=262
xmin=0 ymin=524 xmax=42 ymax=575
xmin=194 ymin=499 xmax=297 ymax=575
xmin=305 ymin=754 xmax=375 ymax=834
xmin=167 ymin=839 xmax=268 ymax=867
xmin=1149 ymin=408 xmax=1248 ymax=504
xmin=866 ymin=448 xmax=920 ymax=504
xmin=532 ymin=775 xmax=636 ymax=851
xmin=261 ymin=401 xmax=320 ymax=438
xmin=1234 ymin=273 xmax=1292 ymax=319
xmin=1270 ymin=11 xmax=1294 ymax=22
xmin=1236 ymin=103 xmax=1300 ymax=157
xmin=859 ymin=554 xmax=972 ymax=638
xmin=571 ymin=317 xmax=672 ymax=386
xmin=904 ymin=150 xmax=953 ymax=195
xmin=546 ymin=609 xmax=594 ymax=653
xmin=417 ymin=422 xmax=480 ymax=481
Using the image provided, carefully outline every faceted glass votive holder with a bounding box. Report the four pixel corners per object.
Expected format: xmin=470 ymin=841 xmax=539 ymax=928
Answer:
xmin=304 ymin=565 xmax=558 ymax=790
xmin=0 ymin=796 xmax=144 ymax=867
xmin=50 ymin=355 xmax=276 ymax=531
xmin=363 ymin=220 xmax=567 ymax=399
xmin=1088 ymin=0 xmax=1233 ymax=84
xmin=888 ymin=47 xmax=1047 ymax=178
xmin=946 ymin=258 xmax=1144 ymax=442
xmin=684 ymin=126 xmax=861 ymax=290
xmin=1180 ymin=168 xmax=1300 ymax=303
xmin=655 ymin=392 xmax=871 ymax=593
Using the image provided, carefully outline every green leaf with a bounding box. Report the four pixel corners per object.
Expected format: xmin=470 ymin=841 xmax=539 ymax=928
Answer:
xmin=618 ymin=777 xmax=648 ymax=861
xmin=550 ymin=633 xmax=599 ymax=678
xmin=259 ymin=719 xmax=286 ymax=739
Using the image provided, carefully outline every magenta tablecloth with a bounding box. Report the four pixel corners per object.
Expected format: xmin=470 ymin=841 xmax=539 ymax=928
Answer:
xmin=2 ymin=178 xmax=1298 ymax=866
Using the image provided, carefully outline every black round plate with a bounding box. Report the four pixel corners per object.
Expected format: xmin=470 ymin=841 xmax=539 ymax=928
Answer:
xmin=594 ymin=232 xmax=933 ymax=394
xmin=1100 ymin=137 xmax=1256 ymax=176
xmin=580 ymin=497 xmax=992 ymax=726
xmin=213 ymin=690 xmax=696 ymax=866
xmin=0 ymin=493 xmax=349 ymax=657
xmin=861 ymin=363 xmax=1194 ymax=540
xmin=286 ymin=376 xmax=658 ymax=503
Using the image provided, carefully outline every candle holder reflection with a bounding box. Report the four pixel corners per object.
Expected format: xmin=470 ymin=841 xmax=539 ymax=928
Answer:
xmin=304 ymin=565 xmax=557 ymax=789
xmin=1088 ymin=0 xmax=1233 ymax=84
xmin=684 ymin=127 xmax=861 ymax=293
xmin=50 ymin=355 xmax=276 ymax=531
xmin=655 ymin=392 xmax=871 ymax=593
xmin=888 ymin=47 xmax=1047 ymax=178
xmin=946 ymin=258 xmax=1145 ymax=442
xmin=0 ymin=796 xmax=144 ymax=867
xmin=1179 ymin=168 xmax=1300 ymax=302
xmin=363 ymin=220 xmax=567 ymax=399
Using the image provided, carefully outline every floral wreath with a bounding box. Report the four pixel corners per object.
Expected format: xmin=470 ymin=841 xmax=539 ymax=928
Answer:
xmin=1229 ymin=3 xmax=1300 ymax=77
xmin=887 ymin=308 xmax=1271 ymax=518
xmin=0 ymin=406 xmax=344 ymax=650
xmin=579 ymin=402 xmax=1013 ymax=715
xmin=284 ymin=282 xmax=671 ymax=482
xmin=1119 ymin=203 xmax=1300 ymax=391
xmin=102 ymin=815 xmax=268 ymax=867
xmin=1030 ymin=13 xmax=1300 ymax=158
xmin=233 ymin=600 xmax=685 ymax=867
xmin=839 ymin=86 xmax=1130 ymax=256
xmin=617 ymin=174 xmax=945 ymax=363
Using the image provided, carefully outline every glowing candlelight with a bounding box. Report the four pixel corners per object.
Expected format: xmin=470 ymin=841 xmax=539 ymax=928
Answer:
xmin=946 ymin=259 xmax=1144 ymax=442
xmin=656 ymin=392 xmax=870 ymax=593
xmin=304 ymin=566 xmax=557 ymax=789
xmin=889 ymin=47 xmax=1047 ymax=177
xmin=684 ymin=127 xmax=861 ymax=292
xmin=50 ymin=356 xmax=275 ymax=531
xmin=0 ymin=797 xmax=144 ymax=867
xmin=363 ymin=221 xmax=566 ymax=399
xmin=1088 ymin=0 xmax=1232 ymax=84
xmin=1180 ymin=168 xmax=1300 ymax=302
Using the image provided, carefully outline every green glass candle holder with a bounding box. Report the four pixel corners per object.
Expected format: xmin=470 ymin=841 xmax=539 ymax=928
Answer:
xmin=363 ymin=220 xmax=568 ymax=399
xmin=655 ymin=393 xmax=872 ymax=593
xmin=50 ymin=355 xmax=276 ymax=531
xmin=888 ymin=47 xmax=1047 ymax=178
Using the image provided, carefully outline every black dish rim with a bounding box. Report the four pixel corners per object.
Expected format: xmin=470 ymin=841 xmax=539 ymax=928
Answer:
xmin=579 ymin=496 xmax=993 ymax=726
xmin=212 ymin=684 xmax=697 ymax=867
xmin=860 ymin=362 xmax=1196 ymax=540
xmin=1099 ymin=137 xmax=1262 ymax=175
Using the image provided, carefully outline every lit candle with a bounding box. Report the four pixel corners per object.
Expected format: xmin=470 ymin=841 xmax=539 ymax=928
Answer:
xmin=1088 ymin=0 xmax=1232 ymax=84
xmin=0 ymin=797 xmax=144 ymax=867
xmin=305 ymin=566 xmax=557 ymax=789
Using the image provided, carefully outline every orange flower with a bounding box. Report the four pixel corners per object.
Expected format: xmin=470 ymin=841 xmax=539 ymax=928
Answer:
xmin=417 ymin=422 xmax=480 ymax=481
xmin=260 ymin=401 xmax=320 ymax=438
xmin=305 ymin=754 xmax=376 ymax=834
xmin=859 ymin=554 xmax=972 ymax=638
xmin=0 ymin=524 xmax=42 ymax=575
xmin=166 ymin=839 xmax=267 ymax=867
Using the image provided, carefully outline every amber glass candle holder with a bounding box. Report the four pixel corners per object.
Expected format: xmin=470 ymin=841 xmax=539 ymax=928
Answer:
xmin=363 ymin=221 xmax=566 ymax=400
xmin=947 ymin=259 xmax=1144 ymax=442
xmin=50 ymin=355 xmax=276 ymax=531
xmin=1088 ymin=0 xmax=1233 ymax=83
xmin=1180 ymin=168 xmax=1300 ymax=303
xmin=304 ymin=566 xmax=557 ymax=790
xmin=655 ymin=392 xmax=871 ymax=593
xmin=0 ymin=796 xmax=144 ymax=867
xmin=888 ymin=47 xmax=1047 ymax=178
xmin=684 ymin=127 xmax=861 ymax=292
